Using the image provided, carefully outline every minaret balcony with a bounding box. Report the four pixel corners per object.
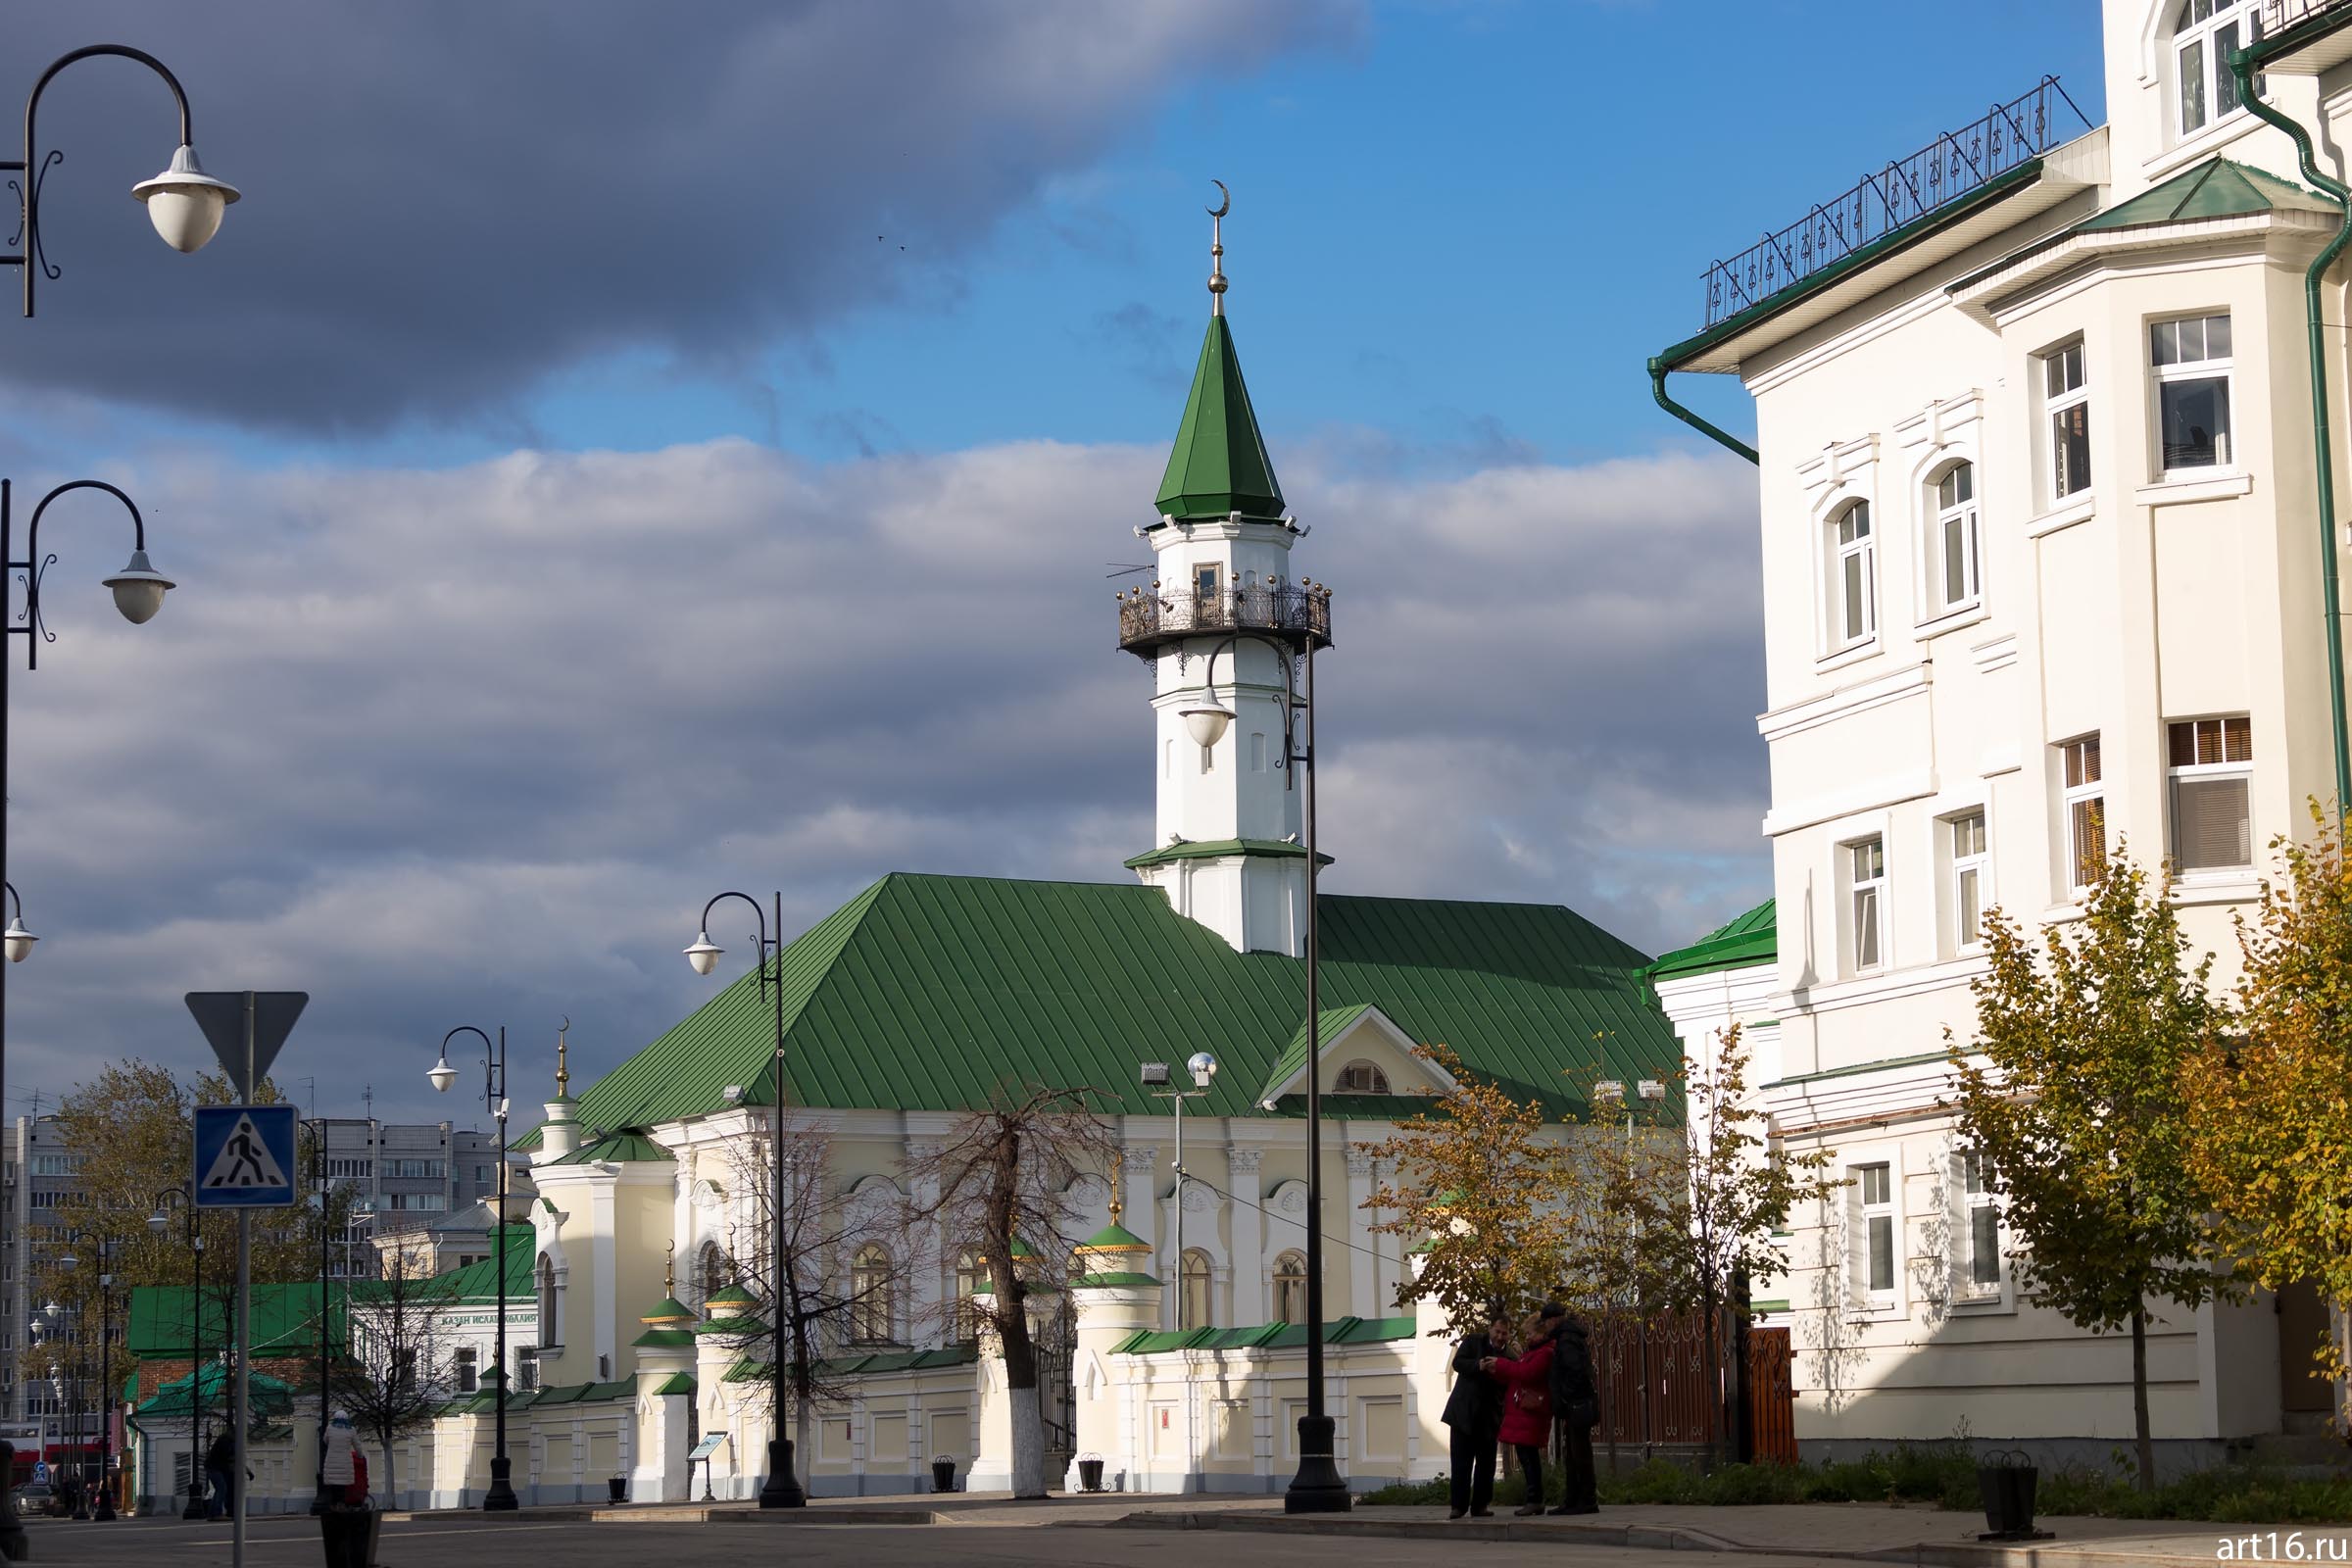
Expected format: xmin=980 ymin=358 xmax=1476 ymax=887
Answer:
xmin=1116 ymin=582 xmax=1332 ymax=659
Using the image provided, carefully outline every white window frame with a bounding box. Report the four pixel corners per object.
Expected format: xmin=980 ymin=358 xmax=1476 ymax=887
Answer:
xmin=2174 ymin=0 xmax=2261 ymax=140
xmin=2150 ymin=313 xmax=2234 ymax=479
xmin=1930 ymin=462 xmax=1981 ymax=614
xmin=1844 ymin=834 xmax=1886 ymax=976
xmin=1956 ymin=1151 xmax=2004 ymax=1302
xmin=2167 ymin=714 xmax=2254 ymax=873
xmin=1852 ymin=1160 xmax=1898 ymax=1309
xmin=2040 ymin=340 xmax=2091 ymax=506
xmin=2060 ymin=734 xmax=2106 ymax=895
xmin=1828 ymin=501 xmax=1878 ymax=652
xmin=1192 ymin=561 xmax=1223 ymax=603
xmin=1947 ymin=808 xmax=1990 ymax=956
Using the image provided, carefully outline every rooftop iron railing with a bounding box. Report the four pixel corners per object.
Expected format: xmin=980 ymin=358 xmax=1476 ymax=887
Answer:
xmin=1699 ymin=75 xmax=2093 ymax=329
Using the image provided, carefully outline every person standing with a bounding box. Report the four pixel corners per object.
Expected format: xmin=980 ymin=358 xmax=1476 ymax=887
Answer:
xmin=204 ymin=1428 xmax=235 ymax=1522
xmin=1442 ymin=1301 xmax=1508 ymax=1519
xmin=1544 ymin=1306 xmax=1600 ymax=1515
xmin=1486 ymin=1311 xmax=1555 ymax=1516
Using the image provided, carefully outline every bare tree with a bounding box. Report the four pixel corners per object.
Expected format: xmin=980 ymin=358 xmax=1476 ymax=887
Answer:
xmin=700 ymin=1113 xmax=915 ymax=1496
xmin=906 ymin=1085 xmax=1115 ymax=1498
xmin=302 ymin=1265 xmax=462 ymax=1505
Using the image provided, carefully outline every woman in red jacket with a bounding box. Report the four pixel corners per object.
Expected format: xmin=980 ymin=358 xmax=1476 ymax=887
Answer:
xmin=1485 ymin=1313 xmax=1555 ymax=1516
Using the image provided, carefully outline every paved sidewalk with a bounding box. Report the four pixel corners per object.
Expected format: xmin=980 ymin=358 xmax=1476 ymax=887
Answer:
xmin=1107 ymin=1500 xmax=2352 ymax=1568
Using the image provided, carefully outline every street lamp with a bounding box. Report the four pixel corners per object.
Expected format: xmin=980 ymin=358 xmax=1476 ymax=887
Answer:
xmin=1186 ymin=606 xmax=1348 ymax=1515
xmin=1145 ymin=1052 xmax=1216 ymax=1494
xmin=305 ymin=1118 xmax=375 ymax=1513
xmin=681 ymin=890 xmax=803 ymax=1508
xmin=3 ymin=882 xmax=33 ymax=962
xmin=427 ymin=1026 xmax=519 ymax=1511
xmin=54 ymin=1232 xmax=116 ymax=1521
xmin=147 ymin=1188 xmax=205 ymax=1520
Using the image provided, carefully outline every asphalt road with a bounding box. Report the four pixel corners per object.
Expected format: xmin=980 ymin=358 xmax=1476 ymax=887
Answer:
xmin=19 ymin=1514 xmax=1855 ymax=1568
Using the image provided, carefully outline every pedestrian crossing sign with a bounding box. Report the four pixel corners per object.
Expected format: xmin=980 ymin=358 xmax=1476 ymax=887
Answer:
xmin=193 ymin=1103 xmax=298 ymax=1207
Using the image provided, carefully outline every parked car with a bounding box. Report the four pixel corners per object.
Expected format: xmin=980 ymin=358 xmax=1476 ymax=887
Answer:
xmin=11 ymin=1482 xmax=54 ymax=1516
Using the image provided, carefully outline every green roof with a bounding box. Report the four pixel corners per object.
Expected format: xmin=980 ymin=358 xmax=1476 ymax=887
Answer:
xmin=653 ymin=1373 xmax=696 ymax=1396
xmin=547 ymin=874 xmax=1677 ymax=1133
xmin=641 ymin=1297 xmax=697 ymax=1324
xmin=1076 ymin=1221 xmax=1152 ymax=1254
xmin=1122 ymin=838 xmax=1330 ymax=871
xmin=2078 ymin=157 xmax=2334 ymax=231
xmin=705 ymin=1284 xmax=760 ymax=1307
xmin=1074 ymin=1270 xmax=1161 ymax=1288
xmin=1646 ymin=899 xmax=1777 ymax=983
xmin=727 ymin=1345 xmax=977 ymax=1383
xmin=632 ymin=1327 xmax=696 ymax=1348
xmin=1154 ymin=314 xmax=1285 ymax=521
xmin=427 ymin=1226 xmax=536 ymax=1303
xmin=128 ymin=1283 xmax=344 ymax=1358
xmin=551 ymin=1128 xmax=674 ymax=1165
xmin=1113 ymin=1314 xmax=1416 ymax=1354
xmin=1254 ymin=1004 xmax=1378 ymax=1106
xmin=130 ymin=1364 xmax=294 ymax=1421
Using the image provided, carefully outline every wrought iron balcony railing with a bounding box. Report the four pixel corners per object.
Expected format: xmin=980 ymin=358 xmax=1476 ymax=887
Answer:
xmin=2257 ymin=0 xmax=2352 ymax=36
xmin=1115 ymin=581 xmax=1332 ymax=658
xmin=1699 ymin=75 xmax=2092 ymax=330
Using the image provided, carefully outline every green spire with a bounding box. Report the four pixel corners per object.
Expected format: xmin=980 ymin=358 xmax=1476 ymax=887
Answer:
xmin=1154 ymin=314 xmax=1286 ymax=523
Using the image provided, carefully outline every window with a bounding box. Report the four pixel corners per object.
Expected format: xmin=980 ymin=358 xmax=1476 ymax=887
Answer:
xmin=952 ymin=1250 xmax=986 ymax=1343
xmin=1272 ymin=1251 xmax=1307 ymax=1325
xmin=1856 ymin=1162 xmax=1895 ymax=1298
xmin=1193 ymin=562 xmax=1222 ymax=602
xmin=2152 ymin=314 xmax=2232 ymax=473
xmin=388 ymin=1159 xmax=444 ymax=1179
xmin=29 ymin=1156 xmax=80 ymax=1177
xmin=1949 ymin=811 xmax=1989 ymax=955
xmin=514 ymin=1346 xmax=540 ymax=1393
xmin=849 ymin=1246 xmax=894 ymax=1345
xmin=2169 ymin=716 xmax=2254 ymax=870
xmin=1931 ymin=463 xmax=1980 ymax=612
xmin=1846 ymin=836 xmax=1886 ymax=974
xmin=1334 ymin=1062 xmax=1390 ymax=1095
xmin=2177 ymin=0 xmax=2260 ymax=137
xmin=535 ymin=1253 xmax=559 ymax=1348
xmin=2042 ymin=342 xmax=2090 ymax=502
xmin=2061 ymin=735 xmax=2107 ymax=892
xmin=1829 ymin=501 xmax=1876 ymax=648
xmin=1179 ymin=1249 xmax=1212 ymax=1332
xmin=1960 ymin=1152 xmax=2001 ymax=1293
xmin=697 ymin=1242 xmax=729 ymax=1308
xmin=326 ymin=1158 xmax=372 ymax=1180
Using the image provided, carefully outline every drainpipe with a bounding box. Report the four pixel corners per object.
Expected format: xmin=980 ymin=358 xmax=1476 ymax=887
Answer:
xmin=2232 ymin=45 xmax=2352 ymax=816
xmin=1648 ymin=356 xmax=1760 ymax=466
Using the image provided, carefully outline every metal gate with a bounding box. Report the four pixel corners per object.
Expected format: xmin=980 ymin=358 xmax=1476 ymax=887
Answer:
xmin=1034 ymin=1296 xmax=1078 ymax=1478
xmin=1588 ymin=1309 xmax=1794 ymax=1465
xmin=1743 ymin=1326 xmax=1798 ymax=1464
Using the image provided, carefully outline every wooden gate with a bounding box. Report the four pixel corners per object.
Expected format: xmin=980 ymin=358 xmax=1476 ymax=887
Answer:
xmin=1742 ymin=1326 xmax=1797 ymax=1464
xmin=1587 ymin=1310 xmax=1795 ymax=1466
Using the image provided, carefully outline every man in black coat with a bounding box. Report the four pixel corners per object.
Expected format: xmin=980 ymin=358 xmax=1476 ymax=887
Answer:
xmin=1543 ymin=1306 xmax=1600 ymax=1515
xmin=1442 ymin=1299 xmax=1509 ymax=1519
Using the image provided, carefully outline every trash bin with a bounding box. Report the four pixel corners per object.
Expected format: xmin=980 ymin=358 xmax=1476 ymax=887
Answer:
xmin=319 ymin=1506 xmax=366 ymax=1568
xmin=931 ymin=1456 xmax=956 ymax=1494
xmin=1975 ymin=1449 xmax=2050 ymax=1543
xmin=1076 ymin=1454 xmax=1104 ymax=1493
xmin=360 ymin=1507 xmax=382 ymax=1568
xmin=608 ymin=1475 xmax=626 ymax=1504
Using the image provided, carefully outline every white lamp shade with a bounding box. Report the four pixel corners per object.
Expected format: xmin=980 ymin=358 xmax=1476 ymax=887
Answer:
xmin=3 ymin=919 xmax=35 ymax=963
xmin=102 ymin=550 xmax=173 ymax=625
xmin=146 ymin=1211 xmax=169 ymax=1234
xmin=131 ymin=144 xmax=239 ymax=254
xmin=684 ymin=932 xmax=722 ymax=976
xmin=426 ymin=1056 xmax=457 ymax=1094
xmin=1180 ymin=704 xmax=1234 ymax=750
xmin=1186 ymin=1050 xmax=1218 ymax=1083
xmin=55 ymin=1253 xmax=75 ymax=1272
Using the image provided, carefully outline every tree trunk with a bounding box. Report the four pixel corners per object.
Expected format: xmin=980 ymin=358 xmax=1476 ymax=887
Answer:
xmin=2130 ymin=1306 xmax=2154 ymax=1493
xmin=1008 ymin=1391 xmax=1046 ymax=1499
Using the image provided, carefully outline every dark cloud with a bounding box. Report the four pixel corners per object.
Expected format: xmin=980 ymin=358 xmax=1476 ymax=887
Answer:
xmin=0 ymin=1 xmax=1354 ymax=434
xmin=2 ymin=438 xmax=1765 ymax=1129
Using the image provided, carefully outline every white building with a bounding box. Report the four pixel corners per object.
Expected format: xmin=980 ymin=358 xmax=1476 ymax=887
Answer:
xmin=1647 ymin=0 xmax=2352 ymax=1469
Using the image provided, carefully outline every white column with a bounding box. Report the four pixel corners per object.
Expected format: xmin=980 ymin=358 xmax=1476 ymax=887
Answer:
xmin=1344 ymin=1147 xmax=1376 ymax=1319
xmin=906 ymin=1140 xmax=944 ymax=1344
xmin=1227 ymin=1148 xmax=1265 ymax=1326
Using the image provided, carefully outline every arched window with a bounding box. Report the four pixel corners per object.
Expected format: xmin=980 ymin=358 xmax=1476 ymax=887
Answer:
xmin=1930 ymin=462 xmax=1980 ymax=612
xmin=1828 ymin=500 xmax=1875 ymax=649
xmin=1272 ymin=1251 xmax=1307 ymax=1326
xmin=535 ymin=1253 xmax=559 ymax=1348
xmin=953 ymin=1250 xmax=986 ymax=1343
xmin=1179 ymin=1249 xmax=1213 ymax=1332
xmin=2176 ymin=0 xmax=2260 ymax=138
xmin=849 ymin=1245 xmax=894 ymax=1345
xmin=696 ymin=1242 xmax=728 ymax=1308
xmin=1334 ymin=1061 xmax=1390 ymax=1095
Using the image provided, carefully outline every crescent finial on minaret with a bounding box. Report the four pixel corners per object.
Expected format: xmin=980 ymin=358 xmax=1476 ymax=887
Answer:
xmin=1207 ymin=180 xmax=1230 ymax=316
xmin=555 ymin=1015 xmax=570 ymax=1096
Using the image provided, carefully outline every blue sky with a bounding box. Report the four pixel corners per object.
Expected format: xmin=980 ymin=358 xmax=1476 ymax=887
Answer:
xmin=0 ymin=2 xmax=2115 ymax=1124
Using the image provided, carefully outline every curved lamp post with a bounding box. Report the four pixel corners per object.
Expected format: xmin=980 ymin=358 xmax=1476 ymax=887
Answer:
xmin=8 ymin=44 xmax=241 ymax=315
xmin=1180 ymin=626 xmax=1349 ymax=1513
xmin=427 ymin=1026 xmax=518 ymax=1511
xmin=147 ymin=1187 xmax=204 ymax=1519
xmin=682 ymin=890 xmax=804 ymax=1507
xmin=55 ymin=1233 xmax=115 ymax=1520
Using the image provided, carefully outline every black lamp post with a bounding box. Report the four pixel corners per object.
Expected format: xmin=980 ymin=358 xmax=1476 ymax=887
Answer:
xmin=428 ymin=1027 xmax=518 ymax=1511
xmin=303 ymin=1119 xmax=373 ymax=1514
xmin=56 ymin=1231 xmax=115 ymax=1521
xmin=682 ymin=891 xmax=804 ymax=1508
xmin=146 ymin=1188 xmax=204 ymax=1520
xmin=1181 ymin=615 xmax=1349 ymax=1514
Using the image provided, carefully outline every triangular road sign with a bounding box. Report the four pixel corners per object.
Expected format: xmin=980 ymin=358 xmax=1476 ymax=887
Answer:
xmin=184 ymin=992 xmax=308 ymax=1099
xmin=200 ymin=1110 xmax=291 ymax=1192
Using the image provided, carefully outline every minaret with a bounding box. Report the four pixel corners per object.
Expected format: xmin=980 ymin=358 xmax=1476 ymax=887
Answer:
xmin=1114 ymin=184 xmax=1331 ymax=956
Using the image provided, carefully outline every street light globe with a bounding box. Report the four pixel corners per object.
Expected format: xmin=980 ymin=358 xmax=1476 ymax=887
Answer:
xmin=101 ymin=550 xmax=173 ymax=625
xmin=55 ymin=1252 xmax=76 ymax=1273
xmin=130 ymin=144 xmax=240 ymax=254
xmin=684 ymin=932 xmax=722 ymax=976
xmin=426 ymin=1055 xmax=457 ymax=1095
xmin=145 ymin=1209 xmax=168 ymax=1235
xmin=3 ymin=917 xmax=35 ymax=963
xmin=1186 ymin=1050 xmax=1219 ymax=1084
xmin=1180 ymin=703 xmax=1235 ymax=750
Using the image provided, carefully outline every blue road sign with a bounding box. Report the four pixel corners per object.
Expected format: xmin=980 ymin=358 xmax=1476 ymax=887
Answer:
xmin=193 ymin=1104 xmax=298 ymax=1208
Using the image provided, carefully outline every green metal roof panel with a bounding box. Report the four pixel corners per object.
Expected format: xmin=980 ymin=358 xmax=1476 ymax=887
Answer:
xmin=632 ymin=1327 xmax=696 ymax=1348
xmin=129 ymin=1284 xmax=345 ymax=1358
xmin=1254 ymin=1004 xmax=1377 ymax=1106
xmin=1155 ymin=314 xmax=1285 ymax=521
xmin=1074 ymin=1270 xmax=1162 ymax=1288
xmin=552 ymin=1129 xmax=675 ymax=1166
xmin=430 ymin=1227 xmax=534 ymax=1303
xmin=550 ymin=874 xmax=1680 ymax=1134
xmin=1646 ymin=899 xmax=1777 ymax=982
xmin=2077 ymin=157 xmax=2334 ymax=231
xmin=1076 ymin=1220 xmax=1152 ymax=1253
xmin=653 ymin=1373 xmax=696 ymax=1396
xmin=1122 ymin=839 xmax=1329 ymax=870
xmin=704 ymin=1284 xmax=760 ymax=1307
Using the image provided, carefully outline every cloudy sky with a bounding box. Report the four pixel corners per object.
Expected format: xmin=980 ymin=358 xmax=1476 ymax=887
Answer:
xmin=1 ymin=2 xmax=2108 ymax=1129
